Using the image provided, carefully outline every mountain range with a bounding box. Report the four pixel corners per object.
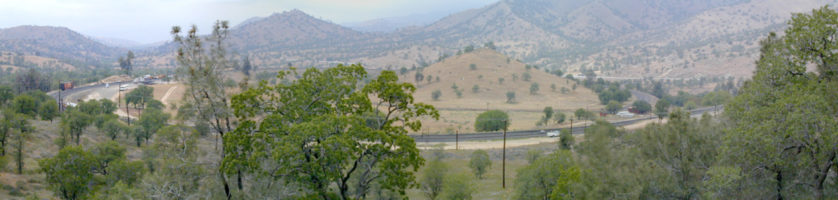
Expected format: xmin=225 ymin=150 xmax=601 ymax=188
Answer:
xmin=1 ymin=0 xmax=836 ymax=79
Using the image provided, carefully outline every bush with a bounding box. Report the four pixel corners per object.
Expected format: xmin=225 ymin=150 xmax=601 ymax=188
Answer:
xmin=469 ymin=64 xmax=477 ymax=70
xmin=472 ymin=85 xmax=479 ymax=93
xmin=432 ymin=90 xmax=442 ymax=101
xmin=474 ymin=110 xmax=509 ymax=132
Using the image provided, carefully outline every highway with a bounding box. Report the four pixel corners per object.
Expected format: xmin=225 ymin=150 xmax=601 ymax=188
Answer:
xmin=52 ymin=82 xmax=724 ymax=144
xmin=410 ymin=106 xmax=721 ymax=143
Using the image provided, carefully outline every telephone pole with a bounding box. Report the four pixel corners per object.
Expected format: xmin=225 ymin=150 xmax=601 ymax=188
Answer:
xmin=455 ymin=129 xmax=459 ymax=150
xmin=502 ymin=120 xmax=507 ymax=189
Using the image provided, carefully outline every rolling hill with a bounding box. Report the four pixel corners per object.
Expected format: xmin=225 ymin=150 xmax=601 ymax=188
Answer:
xmin=402 ymin=49 xmax=602 ymax=132
xmin=0 ymin=25 xmax=123 ymax=63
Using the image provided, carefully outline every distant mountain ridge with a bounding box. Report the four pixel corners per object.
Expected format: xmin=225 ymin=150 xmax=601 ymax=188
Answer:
xmin=4 ymin=0 xmax=837 ymax=80
xmin=0 ymin=25 xmax=123 ymax=62
xmin=204 ymin=0 xmax=835 ymax=79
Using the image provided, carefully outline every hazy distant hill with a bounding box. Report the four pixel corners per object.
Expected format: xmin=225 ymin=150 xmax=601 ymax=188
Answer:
xmin=0 ymin=25 xmax=123 ymax=63
xmin=117 ymin=0 xmax=835 ymax=80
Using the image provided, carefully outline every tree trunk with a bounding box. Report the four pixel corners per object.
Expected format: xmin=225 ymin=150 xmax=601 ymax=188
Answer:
xmin=776 ymin=170 xmax=783 ymax=200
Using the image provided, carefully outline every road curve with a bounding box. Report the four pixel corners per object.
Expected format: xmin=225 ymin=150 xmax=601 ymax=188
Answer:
xmin=411 ymin=106 xmax=721 ymax=143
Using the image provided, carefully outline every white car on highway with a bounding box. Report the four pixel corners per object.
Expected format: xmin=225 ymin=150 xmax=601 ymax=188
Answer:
xmin=546 ymin=130 xmax=560 ymax=137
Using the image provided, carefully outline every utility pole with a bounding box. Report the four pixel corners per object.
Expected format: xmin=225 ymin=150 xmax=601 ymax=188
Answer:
xmin=570 ymin=118 xmax=573 ymax=135
xmin=455 ymin=129 xmax=459 ymax=150
xmin=502 ymin=120 xmax=507 ymax=189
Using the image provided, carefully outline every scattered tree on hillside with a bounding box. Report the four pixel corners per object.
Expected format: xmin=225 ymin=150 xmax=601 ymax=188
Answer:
xmin=522 ymin=72 xmax=531 ymax=81
xmin=422 ymin=158 xmax=447 ymax=200
xmin=654 ymin=99 xmax=670 ymax=120
xmin=440 ymin=173 xmax=474 ymax=200
xmin=241 ymin=56 xmax=252 ymax=76
xmin=514 ymin=150 xmax=579 ymax=200
xmin=632 ymin=100 xmax=651 ymax=114
xmin=605 ymin=101 xmax=621 ymax=114
xmin=416 ymin=71 xmax=425 ymax=82
xmin=469 ymin=150 xmax=491 ymax=179
xmin=559 ymin=130 xmax=574 ymax=150
xmin=554 ymin=112 xmax=566 ymax=124
xmin=506 ymin=91 xmax=516 ymax=103
xmin=125 ymin=85 xmax=154 ymax=110
xmin=475 ymin=110 xmax=509 ymax=132
xmin=574 ymin=109 xmax=593 ymax=121
xmin=172 ymin=21 xmax=238 ymax=197
xmin=40 ymin=99 xmax=58 ymax=122
xmin=472 ymin=85 xmax=479 ymax=93
xmin=432 ymin=90 xmax=442 ymax=101
xmin=40 ymin=146 xmax=97 ymax=200
xmin=498 ymin=77 xmax=505 ymax=85
xmin=469 ymin=63 xmax=476 ymax=70
xmin=119 ymin=51 xmax=135 ymax=75
xmin=135 ymin=108 xmax=170 ymax=146
xmin=530 ymin=82 xmax=539 ymax=95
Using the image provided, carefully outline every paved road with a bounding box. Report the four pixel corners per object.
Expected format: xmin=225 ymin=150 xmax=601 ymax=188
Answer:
xmin=54 ymin=82 xmax=726 ymax=144
xmin=411 ymin=106 xmax=721 ymax=143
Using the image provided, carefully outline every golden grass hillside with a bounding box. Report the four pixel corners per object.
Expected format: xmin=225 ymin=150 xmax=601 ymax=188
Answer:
xmin=402 ymin=49 xmax=601 ymax=112
xmin=400 ymin=49 xmax=602 ymax=133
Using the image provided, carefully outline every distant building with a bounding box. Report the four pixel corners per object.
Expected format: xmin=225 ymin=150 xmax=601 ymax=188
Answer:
xmin=573 ymin=73 xmax=587 ymax=79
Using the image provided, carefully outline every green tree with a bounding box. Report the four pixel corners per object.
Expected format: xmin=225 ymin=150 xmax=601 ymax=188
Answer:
xmin=506 ymin=91 xmax=516 ymax=103
xmin=62 ymin=108 xmax=92 ymax=145
xmin=469 ymin=63 xmax=476 ymax=70
xmin=224 ymin=66 xmax=438 ymax=199
xmin=559 ymin=130 xmax=574 ymax=150
xmin=172 ymin=21 xmax=239 ymax=197
xmin=515 ymin=151 xmax=580 ymax=200
xmin=574 ymin=109 xmax=592 ymax=121
xmin=542 ymin=106 xmax=554 ymax=123
xmin=474 ymin=110 xmax=509 ymax=132
xmin=39 ymin=146 xmax=96 ymax=200
xmin=125 ymin=85 xmax=153 ymax=110
xmin=11 ymin=94 xmax=38 ymax=117
xmin=522 ymin=72 xmax=532 ymax=81
xmin=241 ymin=56 xmax=252 ymax=76
xmin=498 ymin=77 xmax=505 ymax=85
xmin=554 ymin=112 xmax=566 ymax=124
xmin=422 ymin=159 xmax=447 ymax=200
xmin=530 ymin=82 xmax=539 ymax=95
xmin=39 ymin=99 xmax=58 ymax=122
xmin=119 ymin=51 xmax=135 ymax=75
xmin=722 ymin=7 xmax=838 ymax=199
xmin=471 ymin=85 xmax=479 ymax=93
xmin=136 ymin=108 xmax=170 ymax=146
xmin=605 ymin=100 xmax=621 ymax=114
xmin=432 ymin=90 xmax=442 ymax=101
xmin=468 ymin=150 xmax=491 ymax=179
xmin=90 ymin=141 xmax=126 ymax=175
xmin=0 ymin=85 xmax=14 ymax=105
xmin=654 ymin=99 xmax=670 ymax=120
xmin=441 ymin=173 xmax=474 ymax=200
xmin=631 ymin=100 xmax=652 ymax=114
xmin=103 ymin=119 xmax=127 ymax=140
xmin=8 ymin=112 xmax=32 ymax=174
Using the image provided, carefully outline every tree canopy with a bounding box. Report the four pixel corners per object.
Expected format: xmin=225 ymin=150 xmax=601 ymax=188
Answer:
xmin=224 ymin=64 xmax=438 ymax=199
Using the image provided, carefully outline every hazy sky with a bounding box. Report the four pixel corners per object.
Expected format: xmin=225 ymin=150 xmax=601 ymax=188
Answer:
xmin=0 ymin=0 xmax=499 ymax=44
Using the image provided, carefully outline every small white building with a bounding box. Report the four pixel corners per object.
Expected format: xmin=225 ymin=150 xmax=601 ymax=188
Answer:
xmin=617 ymin=111 xmax=634 ymax=118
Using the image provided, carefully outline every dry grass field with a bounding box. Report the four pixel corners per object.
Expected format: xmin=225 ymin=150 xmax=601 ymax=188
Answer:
xmin=400 ymin=49 xmax=602 ymax=133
